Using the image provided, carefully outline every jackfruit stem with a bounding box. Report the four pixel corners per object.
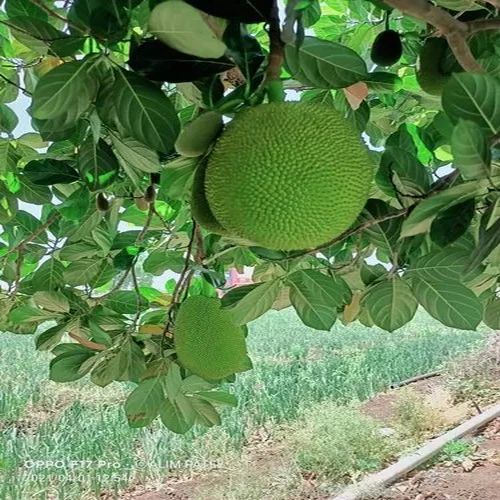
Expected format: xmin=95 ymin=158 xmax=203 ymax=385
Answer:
xmin=265 ymin=0 xmax=284 ymax=84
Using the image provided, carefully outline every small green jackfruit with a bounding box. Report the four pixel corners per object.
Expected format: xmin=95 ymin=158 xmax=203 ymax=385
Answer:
xmin=175 ymin=111 xmax=223 ymax=158
xmin=174 ymin=296 xmax=250 ymax=381
xmin=149 ymin=0 xmax=227 ymax=59
xmin=416 ymin=38 xmax=451 ymax=96
xmin=370 ymin=30 xmax=403 ymax=67
xmin=204 ymin=103 xmax=373 ymax=251
xmin=191 ymin=160 xmax=228 ymax=235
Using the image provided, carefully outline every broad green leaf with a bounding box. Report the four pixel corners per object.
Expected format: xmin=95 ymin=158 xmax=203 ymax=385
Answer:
xmin=408 ymin=248 xmax=472 ymax=282
xmin=287 ymin=269 xmax=351 ymax=331
xmin=143 ymin=250 xmax=185 ymax=275
xmin=32 ymin=59 xmax=99 ymax=121
xmin=363 ymin=277 xmax=418 ymax=332
xmin=194 ymin=391 xmax=238 ymax=407
xmin=58 ymin=186 xmax=90 ymax=221
xmin=159 ymin=395 xmax=196 ymax=434
xmin=35 ymin=324 xmax=66 ymax=351
xmin=466 ymin=218 xmax=500 ymax=272
xmin=442 ymin=73 xmax=500 ymax=135
xmin=67 ymin=208 xmax=102 ymax=242
xmin=24 ymin=159 xmax=79 ymax=185
xmin=124 ymin=376 xmax=165 ymax=428
xmin=285 ymin=36 xmax=368 ymax=89
xmin=483 ymin=299 xmax=500 ymax=329
xmin=63 ymin=259 xmax=105 ymax=286
xmin=33 ymin=291 xmax=70 ymax=313
xmin=0 ymin=140 xmax=19 ymax=174
xmin=412 ymin=277 xmax=483 ymax=330
xmin=31 ymin=258 xmax=65 ymax=291
xmin=401 ymin=178 xmax=492 ymax=237
xmin=223 ymin=280 xmax=283 ymax=325
xmin=50 ymin=350 xmax=95 ymax=382
xmin=110 ymin=134 xmax=160 ymax=173
xmin=8 ymin=304 xmax=58 ymax=324
xmin=190 ymin=398 xmax=221 ymax=427
xmin=59 ymin=242 xmax=99 ymax=261
xmin=159 ymin=157 xmax=197 ymax=201
xmin=17 ymin=175 xmax=52 ymax=205
xmin=451 ymin=120 xmax=492 ymax=180
xmin=6 ymin=0 xmax=48 ymax=20
xmin=104 ymin=290 xmax=149 ymax=315
xmin=112 ymin=70 xmax=180 ymax=153
xmin=78 ymin=138 xmax=119 ymax=191
xmin=114 ymin=336 xmax=146 ymax=382
xmin=0 ymin=104 xmax=18 ymax=133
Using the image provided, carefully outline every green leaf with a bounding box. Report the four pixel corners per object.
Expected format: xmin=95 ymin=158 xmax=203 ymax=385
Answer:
xmin=32 ymin=59 xmax=99 ymax=121
xmin=17 ymin=175 xmax=52 ymax=205
xmin=31 ymin=258 xmax=65 ymax=291
xmin=67 ymin=207 xmax=102 ymax=242
xmin=59 ymin=242 xmax=99 ymax=261
xmin=58 ymin=186 xmax=90 ymax=221
xmin=104 ymin=290 xmax=148 ymax=315
xmin=451 ymin=120 xmax=492 ymax=180
xmin=442 ymin=73 xmax=500 ymax=135
xmin=8 ymin=304 xmax=58 ymax=324
xmin=6 ymin=0 xmax=48 ymax=20
xmin=159 ymin=395 xmax=196 ymax=434
xmin=412 ymin=277 xmax=483 ymax=330
xmin=287 ymin=269 xmax=350 ymax=331
xmin=112 ymin=70 xmax=180 ymax=153
xmin=401 ymin=178 xmax=491 ymax=237
xmin=408 ymin=248 xmax=472 ymax=282
xmin=190 ymin=398 xmax=221 ymax=427
xmin=363 ymin=277 xmax=418 ymax=332
xmin=64 ymin=259 xmax=106 ymax=286
xmin=124 ymin=376 xmax=165 ymax=428
xmin=114 ymin=337 xmax=146 ymax=383
xmin=483 ymin=299 xmax=500 ymax=329
xmin=0 ymin=140 xmax=19 ymax=174
xmin=0 ymin=104 xmax=18 ymax=133
xmin=159 ymin=157 xmax=197 ymax=201
xmin=223 ymin=280 xmax=283 ymax=325
xmin=35 ymin=324 xmax=66 ymax=351
xmin=50 ymin=350 xmax=96 ymax=382
xmin=466 ymin=218 xmax=500 ymax=272
xmin=285 ymin=36 xmax=368 ymax=89
xmin=143 ymin=250 xmax=185 ymax=275
xmin=194 ymin=391 xmax=238 ymax=407
xmin=33 ymin=291 xmax=70 ymax=313
xmin=23 ymin=159 xmax=79 ymax=185
xmin=78 ymin=138 xmax=119 ymax=191
xmin=110 ymin=134 xmax=160 ymax=173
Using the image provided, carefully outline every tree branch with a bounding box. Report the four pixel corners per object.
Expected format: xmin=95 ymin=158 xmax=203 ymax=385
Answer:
xmin=6 ymin=213 xmax=59 ymax=256
xmin=265 ymin=0 xmax=285 ymax=84
xmin=382 ymin=0 xmax=484 ymax=72
xmin=468 ymin=18 xmax=500 ymax=33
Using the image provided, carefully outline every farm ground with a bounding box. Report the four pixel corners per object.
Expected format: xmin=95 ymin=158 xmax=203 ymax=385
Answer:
xmin=0 ymin=309 xmax=497 ymax=499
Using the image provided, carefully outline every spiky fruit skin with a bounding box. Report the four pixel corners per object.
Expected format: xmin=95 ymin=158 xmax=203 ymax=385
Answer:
xmin=370 ymin=30 xmax=403 ymax=67
xmin=148 ymin=0 xmax=227 ymax=59
xmin=416 ymin=38 xmax=451 ymax=96
xmin=204 ymin=103 xmax=373 ymax=251
xmin=174 ymin=296 xmax=249 ymax=381
xmin=191 ymin=161 xmax=228 ymax=235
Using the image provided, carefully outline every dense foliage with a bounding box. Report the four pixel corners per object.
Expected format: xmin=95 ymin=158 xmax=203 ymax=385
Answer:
xmin=0 ymin=0 xmax=498 ymax=433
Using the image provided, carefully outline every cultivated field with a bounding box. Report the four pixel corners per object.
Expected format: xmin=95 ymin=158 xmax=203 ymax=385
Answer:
xmin=0 ymin=309 xmax=489 ymax=499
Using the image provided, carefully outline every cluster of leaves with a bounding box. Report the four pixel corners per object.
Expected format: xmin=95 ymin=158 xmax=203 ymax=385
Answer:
xmin=0 ymin=0 xmax=499 ymax=433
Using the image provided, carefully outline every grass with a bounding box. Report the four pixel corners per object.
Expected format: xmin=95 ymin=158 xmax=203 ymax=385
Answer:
xmin=0 ymin=308 xmax=487 ymax=498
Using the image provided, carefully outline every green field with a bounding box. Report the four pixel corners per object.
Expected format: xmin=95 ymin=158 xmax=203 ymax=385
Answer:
xmin=0 ymin=309 xmax=487 ymax=499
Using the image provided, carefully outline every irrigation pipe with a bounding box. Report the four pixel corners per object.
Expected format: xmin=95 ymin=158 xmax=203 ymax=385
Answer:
xmin=389 ymin=371 xmax=441 ymax=389
xmin=331 ymin=402 xmax=500 ymax=500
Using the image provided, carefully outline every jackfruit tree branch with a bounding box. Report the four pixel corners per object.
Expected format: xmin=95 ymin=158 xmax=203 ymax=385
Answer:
xmin=265 ymin=0 xmax=284 ymax=83
xmin=381 ymin=0 xmax=484 ymax=73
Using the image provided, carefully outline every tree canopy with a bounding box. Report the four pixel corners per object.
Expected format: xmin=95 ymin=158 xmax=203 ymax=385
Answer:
xmin=0 ymin=0 xmax=499 ymax=433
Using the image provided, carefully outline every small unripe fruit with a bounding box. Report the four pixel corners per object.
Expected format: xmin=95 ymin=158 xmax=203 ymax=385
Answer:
xmin=96 ymin=192 xmax=110 ymax=212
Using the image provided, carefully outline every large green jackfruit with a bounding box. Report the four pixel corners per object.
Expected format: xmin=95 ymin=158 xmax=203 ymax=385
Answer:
xmin=416 ymin=38 xmax=451 ymax=96
xmin=174 ymin=296 xmax=250 ymax=381
xmin=191 ymin=160 xmax=227 ymax=235
xmin=203 ymin=103 xmax=373 ymax=251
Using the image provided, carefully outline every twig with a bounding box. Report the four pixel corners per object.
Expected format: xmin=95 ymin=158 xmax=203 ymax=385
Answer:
xmin=130 ymin=264 xmax=142 ymax=328
xmin=136 ymin=205 xmax=154 ymax=245
xmin=0 ymin=72 xmax=32 ymax=96
xmin=382 ymin=0 xmax=483 ymax=72
xmin=6 ymin=213 xmax=59 ymax=256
